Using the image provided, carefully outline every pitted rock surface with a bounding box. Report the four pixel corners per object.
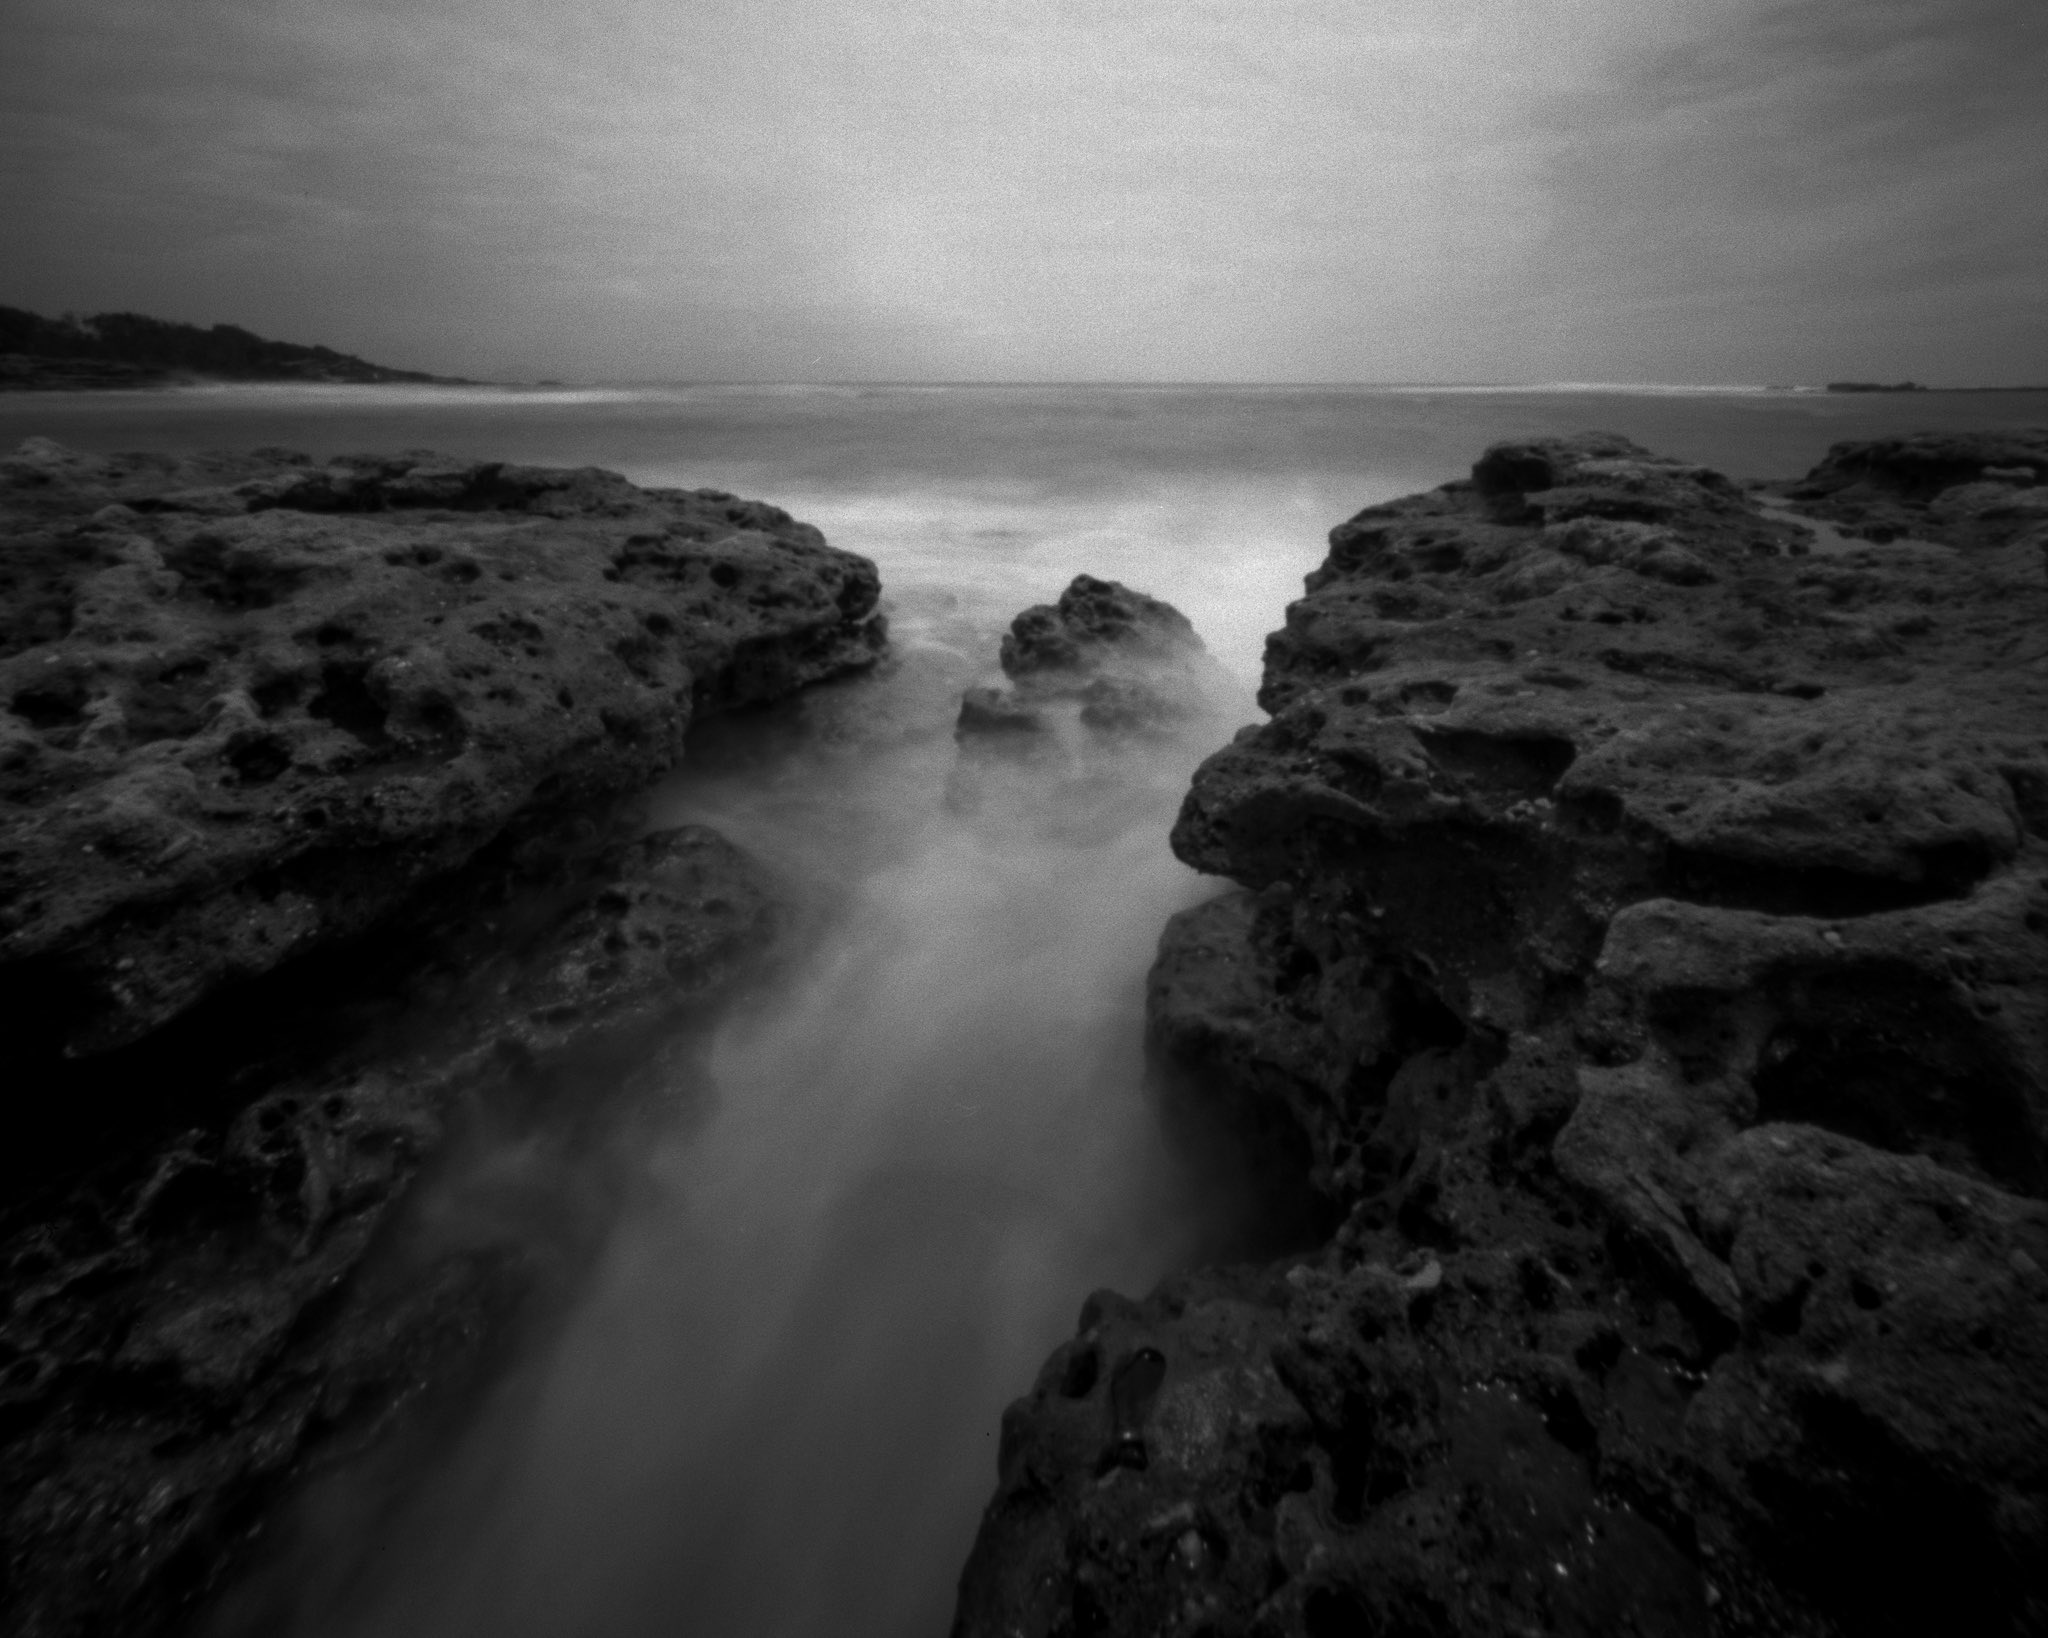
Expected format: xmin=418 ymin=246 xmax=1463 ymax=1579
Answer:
xmin=954 ymin=431 xmax=2048 ymax=1638
xmin=0 ymin=822 xmax=777 ymax=1638
xmin=0 ymin=440 xmax=883 ymax=1052
xmin=1768 ymin=427 xmax=2048 ymax=548
xmin=0 ymin=439 xmax=877 ymax=1637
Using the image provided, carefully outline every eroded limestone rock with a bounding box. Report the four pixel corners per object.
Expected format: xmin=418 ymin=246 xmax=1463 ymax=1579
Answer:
xmin=1 ymin=822 xmax=779 ymax=1638
xmin=957 ymin=430 xmax=2048 ymax=1638
xmin=0 ymin=441 xmax=883 ymax=1053
xmin=0 ymin=441 xmax=880 ymax=1637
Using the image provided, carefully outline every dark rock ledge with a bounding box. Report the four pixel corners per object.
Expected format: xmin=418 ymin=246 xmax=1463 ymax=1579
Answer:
xmin=0 ymin=440 xmax=885 ymax=1636
xmin=953 ymin=430 xmax=2048 ymax=1638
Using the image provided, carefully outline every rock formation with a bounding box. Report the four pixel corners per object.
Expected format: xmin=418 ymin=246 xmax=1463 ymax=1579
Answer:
xmin=0 ymin=438 xmax=882 ymax=1054
xmin=953 ymin=432 xmax=2048 ymax=1637
xmin=957 ymin=574 xmax=1236 ymax=745
xmin=0 ymin=441 xmax=884 ymax=1636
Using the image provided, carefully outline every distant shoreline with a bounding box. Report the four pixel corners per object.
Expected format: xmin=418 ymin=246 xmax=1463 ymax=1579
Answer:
xmin=0 ymin=356 xmax=481 ymax=393
xmin=0 ymin=305 xmax=475 ymax=393
xmin=4 ymin=361 xmax=2045 ymax=396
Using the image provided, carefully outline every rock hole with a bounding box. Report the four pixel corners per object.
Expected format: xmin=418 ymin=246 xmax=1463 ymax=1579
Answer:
xmin=1759 ymin=1273 xmax=1811 ymax=1335
xmin=1662 ymin=843 xmax=1994 ymax=917
xmin=11 ymin=679 xmax=89 ymax=731
xmin=1059 ymin=1343 xmax=1100 ymax=1398
xmin=1415 ymin=728 xmax=1576 ymax=795
xmin=307 ymin=662 xmax=390 ymax=748
xmin=224 ymin=732 xmax=292 ymax=785
xmin=1397 ymin=679 xmax=1459 ymax=713
xmin=1303 ymin=1585 xmax=1372 ymax=1638
xmin=251 ymin=674 xmax=303 ymax=718
xmin=1098 ymin=1346 xmax=1167 ymax=1474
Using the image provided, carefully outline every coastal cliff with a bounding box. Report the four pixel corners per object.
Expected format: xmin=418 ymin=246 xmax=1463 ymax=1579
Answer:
xmin=953 ymin=431 xmax=2048 ymax=1637
xmin=0 ymin=441 xmax=884 ymax=1636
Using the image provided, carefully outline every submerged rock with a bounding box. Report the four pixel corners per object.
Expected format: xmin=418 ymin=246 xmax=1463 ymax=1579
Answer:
xmin=0 ymin=441 xmax=884 ymax=1055
xmin=0 ymin=441 xmax=881 ymax=1637
xmin=955 ymin=430 xmax=2048 ymax=1638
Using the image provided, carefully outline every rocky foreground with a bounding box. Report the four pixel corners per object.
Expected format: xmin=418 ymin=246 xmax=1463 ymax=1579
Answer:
xmin=0 ymin=441 xmax=883 ymax=1636
xmin=953 ymin=431 xmax=2048 ymax=1637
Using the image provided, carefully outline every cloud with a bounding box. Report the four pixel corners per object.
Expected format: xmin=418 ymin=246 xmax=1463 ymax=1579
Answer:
xmin=1 ymin=0 xmax=2041 ymax=381
xmin=1512 ymin=0 xmax=2048 ymax=381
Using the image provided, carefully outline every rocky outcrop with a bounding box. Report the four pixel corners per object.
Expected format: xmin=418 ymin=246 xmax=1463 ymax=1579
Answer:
xmin=0 ymin=441 xmax=883 ymax=1636
xmin=957 ymin=575 xmax=1235 ymax=744
xmin=1771 ymin=427 xmax=2048 ymax=547
xmin=3 ymin=823 xmax=776 ymax=1638
xmin=0 ymin=438 xmax=883 ymax=1054
xmin=954 ymin=432 xmax=2048 ymax=1637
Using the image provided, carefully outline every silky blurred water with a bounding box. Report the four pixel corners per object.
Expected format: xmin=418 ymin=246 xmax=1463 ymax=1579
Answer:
xmin=10 ymin=383 xmax=2042 ymax=1635
xmin=262 ymin=608 xmax=1245 ymax=1638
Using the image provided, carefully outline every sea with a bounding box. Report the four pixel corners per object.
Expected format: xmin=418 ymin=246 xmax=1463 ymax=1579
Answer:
xmin=6 ymin=384 xmax=2044 ymax=1637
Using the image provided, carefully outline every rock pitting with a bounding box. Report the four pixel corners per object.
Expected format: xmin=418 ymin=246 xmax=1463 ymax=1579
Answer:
xmin=953 ymin=431 xmax=2048 ymax=1637
xmin=0 ymin=440 xmax=883 ymax=1053
xmin=0 ymin=440 xmax=883 ymax=1637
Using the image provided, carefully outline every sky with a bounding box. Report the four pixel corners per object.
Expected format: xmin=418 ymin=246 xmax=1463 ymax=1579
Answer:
xmin=2 ymin=0 xmax=2044 ymax=384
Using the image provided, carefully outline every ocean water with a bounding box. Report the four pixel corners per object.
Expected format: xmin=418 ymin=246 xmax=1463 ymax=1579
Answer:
xmin=8 ymin=383 xmax=2047 ymax=686
xmin=8 ymin=384 xmax=2045 ymax=1636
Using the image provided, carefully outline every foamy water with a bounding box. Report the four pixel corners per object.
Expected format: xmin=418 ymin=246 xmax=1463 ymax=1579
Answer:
xmin=223 ymin=578 xmax=1249 ymax=1638
xmin=10 ymin=383 xmax=2043 ymax=1635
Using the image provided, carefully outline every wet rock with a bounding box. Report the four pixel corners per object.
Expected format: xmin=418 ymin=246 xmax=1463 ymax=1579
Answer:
xmin=1684 ymin=1125 xmax=2048 ymax=1636
xmin=1772 ymin=427 xmax=2048 ymax=548
xmin=955 ymin=574 xmax=1234 ymax=747
xmin=0 ymin=441 xmax=883 ymax=1054
xmin=0 ymin=822 xmax=778 ymax=1638
xmin=957 ymin=430 xmax=2048 ymax=1637
xmin=0 ymin=440 xmax=877 ymax=1637
xmin=955 ymin=1254 xmax=1718 ymax=1638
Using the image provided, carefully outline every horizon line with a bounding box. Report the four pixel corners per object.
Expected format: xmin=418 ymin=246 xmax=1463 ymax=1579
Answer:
xmin=184 ymin=376 xmax=2048 ymax=394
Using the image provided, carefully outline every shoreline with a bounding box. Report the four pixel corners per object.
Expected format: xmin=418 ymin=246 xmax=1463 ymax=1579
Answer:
xmin=9 ymin=372 xmax=2048 ymax=397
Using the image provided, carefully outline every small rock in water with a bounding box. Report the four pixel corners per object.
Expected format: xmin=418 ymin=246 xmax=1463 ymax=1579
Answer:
xmin=955 ymin=574 xmax=1234 ymax=748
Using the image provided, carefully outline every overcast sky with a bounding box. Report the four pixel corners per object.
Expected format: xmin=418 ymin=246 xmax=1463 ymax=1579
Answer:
xmin=3 ymin=0 xmax=2043 ymax=384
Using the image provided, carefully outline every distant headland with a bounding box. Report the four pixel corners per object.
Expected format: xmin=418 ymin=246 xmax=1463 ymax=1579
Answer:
xmin=0 ymin=305 xmax=475 ymax=390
